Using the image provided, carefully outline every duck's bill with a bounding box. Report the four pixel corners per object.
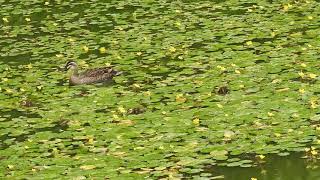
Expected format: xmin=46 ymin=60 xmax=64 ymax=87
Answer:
xmin=115 ymin=71 xmax=123 ymax=76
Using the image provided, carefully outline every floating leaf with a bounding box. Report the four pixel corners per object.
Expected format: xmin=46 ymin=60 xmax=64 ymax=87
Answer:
xmin=80 ymin=165 xmax=96 ymax=170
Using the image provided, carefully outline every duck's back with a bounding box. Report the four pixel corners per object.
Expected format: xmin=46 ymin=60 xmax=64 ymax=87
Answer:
xmin=70 ymin=67 xmax=121 ymax=85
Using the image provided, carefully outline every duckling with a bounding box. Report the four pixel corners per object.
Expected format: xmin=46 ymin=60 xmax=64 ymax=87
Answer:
xmin=65 ymin=61 xmax=122 ymax=85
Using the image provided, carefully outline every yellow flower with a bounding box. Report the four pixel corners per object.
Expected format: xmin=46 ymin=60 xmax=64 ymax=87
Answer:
xmin=310 ymin=98 xmax=318 ymax=109
xmin=112 ymin=114 xmax=119 ymax=119
xmin=116 ymin=26 xmax=124 ymax=31
xmin=2 ymin=17 xmax=9 ymax=22
xmin=79 ymin=60 xmax=88 ymax=67
xmin=300 ymin=63 xmax=307 ymax=67
xmin=136 ymin=52 xmax=142 ymax=56
xmin=175 ymin=22 xmax=181 ymax=27
xmin=235 ymin=69 xmax=241 ymax=74
xmin=298 ymin=71 xmax=305 ymax=78
xmin=217 ymin=104 xmax=223 ymax=108
xmin=274 ymin=133 xmax=281 ymax=137
xmin=299 ymin=88 xmax=305 ymax=94
xmin=68 ymin=38 xmax=75 ymax=42
xmin=144 ymin=91 xmax=151 ymax=96
xmin=176 ymin=94 xmax=187 ymax=103
xmin=82 ymin=45 xmax=89 ymax=53
xmin=87 ymin=137 xmax=94 ymax=145
xmin=133 ymin=84 xmax=141 ymax=88
xmin=311 ymin=150 xmax=318 ymax=155
xmin=307 ymin=15 xmax=313 ymax=20
xmin=193 ymin=118 xmax=200 ymax=126
xmin=168 ymin=46 xmax=176 ymax=53
xmin=246 ymin=41 xmax=253 ymax=45
xmin=5 ymin=89 xmax=13 ymax=93
xmin=267 ymin=112 xmax=274 ymax=117
xmin=55 ymin=54 xmax=64 ymax=58
xmin=217 ymin=65 xmax=226 ymax=71
xmin=283 ymin=3 xmax=291 ymax=11
xmin=99 ymin=47 xmax=106 ymax=54
xmin=25 ymin=17 xmax=31 ymax=22
xmin=251 ymin=178 xmax=258 ymax=180
xmin=224 ymin=130 xmax=235 ymax=138
xmin=118 ymin=106 xmax=126 ymax=114
xmin=309 ymin=73 xmax=317 ymax=79
xmin=292 ymin=113 xmax=299 ymax=118
xmin=257 ymin=154 xmax=265 ymax=159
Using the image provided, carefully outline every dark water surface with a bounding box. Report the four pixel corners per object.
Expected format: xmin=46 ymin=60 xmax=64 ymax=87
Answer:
xmin=210 ymin=153 xmax=320 ymax=180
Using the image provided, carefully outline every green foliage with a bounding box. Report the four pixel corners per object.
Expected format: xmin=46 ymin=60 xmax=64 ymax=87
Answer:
xmin=1 ymin=0 xmax=320 ymax=179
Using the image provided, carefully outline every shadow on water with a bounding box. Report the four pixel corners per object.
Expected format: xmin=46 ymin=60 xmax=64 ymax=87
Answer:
xmin=208 ymin=153 xmax=320 ymax=180
xmin=1 ymin=109 xmax=41 ymax=119
xmin=0 ymin=118 xmax=69 ymax=150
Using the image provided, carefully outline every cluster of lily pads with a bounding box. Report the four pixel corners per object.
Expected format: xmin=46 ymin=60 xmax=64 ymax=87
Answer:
xmin=1 ymin=0 xmax=320 ymax=179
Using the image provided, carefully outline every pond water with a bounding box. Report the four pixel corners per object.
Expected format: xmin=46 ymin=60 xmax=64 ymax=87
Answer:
xmin=1 ymin=0 xmax=320 ymax=179
xmin=210 ymin=153 xmax=320 ymax=180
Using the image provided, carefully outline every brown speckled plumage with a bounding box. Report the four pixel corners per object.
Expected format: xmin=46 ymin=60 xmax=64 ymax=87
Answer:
xmin=65 ymin=61 xmax=122 ymax=85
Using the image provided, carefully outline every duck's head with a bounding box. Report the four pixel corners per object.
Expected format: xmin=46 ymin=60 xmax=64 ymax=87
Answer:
xmin=65 ymin=61 xmax=78 ymax=71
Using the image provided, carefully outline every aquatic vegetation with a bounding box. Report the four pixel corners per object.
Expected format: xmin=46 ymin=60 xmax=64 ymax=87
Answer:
xmin=1 ymin=0 xmax=320 ymax=179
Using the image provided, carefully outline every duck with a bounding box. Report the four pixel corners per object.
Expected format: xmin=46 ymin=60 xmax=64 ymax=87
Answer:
xmin=64 ymin=61 xmax=122 ymax=85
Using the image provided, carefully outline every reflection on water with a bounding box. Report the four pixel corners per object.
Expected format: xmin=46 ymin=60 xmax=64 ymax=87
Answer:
xmin=211 ymin=153 xmax=320 ymax=180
